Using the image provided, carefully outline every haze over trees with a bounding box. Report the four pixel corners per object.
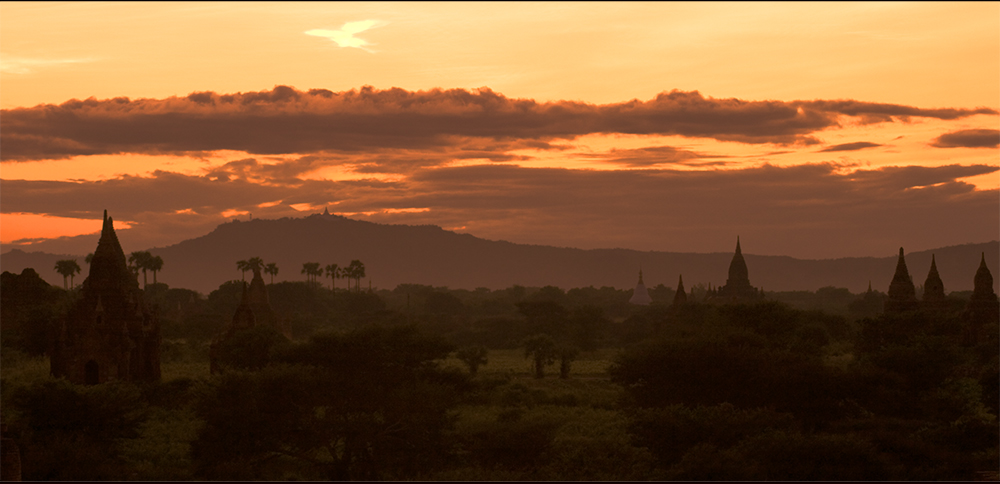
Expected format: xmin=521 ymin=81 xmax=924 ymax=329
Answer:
xmin=2 ymin=216 xmax=996 ymax=294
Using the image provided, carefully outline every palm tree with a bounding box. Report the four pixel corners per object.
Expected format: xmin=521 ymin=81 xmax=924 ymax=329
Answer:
xmin=237 ymin=260 xmax=250 ymax=281
xmin=264 ymin=263 xmax=279 ymax=284
xmin=129 ymin=251 xmax=153 ymax=286
xmin=338 ymin=265 xmax=351 ymax=290
xmin=85 ymin=253 xmax=94 ymax=265
xmin=302 ymin=262 xmax=321 ymax=284
xmin=247 ymin=257 xmax=265 ymax=274
xmin=54 ymin=259 xmax=81 ymax=289
xmin=346 ymin=259 xmax=366 ymax=292
xmin=325 ymin=263 xmax=339 ymax=290
xmin=148 ymin=255 xmax=164 ymax=284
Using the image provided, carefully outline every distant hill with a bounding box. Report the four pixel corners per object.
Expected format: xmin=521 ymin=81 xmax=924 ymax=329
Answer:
xmin=1 ymin=250 xmax=85 ymax=289
xmin=3 ymin=213 xmax=997 ymax=296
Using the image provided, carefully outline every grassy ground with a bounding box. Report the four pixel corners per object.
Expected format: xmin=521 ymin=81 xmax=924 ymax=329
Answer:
xmin=441 ymin=347 xmax=621 ymax=379
xmin=433 ymin=348 xmax=649 ymax=480
xmin=2 ymin=344 xmax=640 ymax=480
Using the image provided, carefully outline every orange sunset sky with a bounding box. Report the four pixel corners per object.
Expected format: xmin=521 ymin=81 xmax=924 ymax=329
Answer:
xmin=1 ymin=2 xmax=998 ymax=259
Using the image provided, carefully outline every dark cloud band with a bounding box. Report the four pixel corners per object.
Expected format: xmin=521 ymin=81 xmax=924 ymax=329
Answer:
xmin=2 ymin=86 xmax=995 ymax=161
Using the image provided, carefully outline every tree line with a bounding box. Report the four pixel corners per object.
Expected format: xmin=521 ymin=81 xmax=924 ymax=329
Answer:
xmin=233 ymin=258 xmax=367 ymax=292
xmin=53 ymin=250 xmax=163 ymax=290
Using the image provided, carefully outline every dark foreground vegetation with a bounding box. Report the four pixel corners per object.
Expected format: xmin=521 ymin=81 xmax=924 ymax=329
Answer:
xmin=1 ymin=268 xmax=997 ymax=480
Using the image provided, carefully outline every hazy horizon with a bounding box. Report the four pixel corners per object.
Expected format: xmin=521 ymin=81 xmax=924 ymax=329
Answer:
xmin=3 ymin=210 xmax=999 ymax=261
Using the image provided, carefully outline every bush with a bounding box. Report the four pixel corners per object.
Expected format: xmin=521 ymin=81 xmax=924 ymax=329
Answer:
xmin=7 ymin=380 xmax=148 ymax=480
xmin=610 ymin=338 xmax=848 ymax=427
xmin=627 ymin=403 xmax=797 ymax=467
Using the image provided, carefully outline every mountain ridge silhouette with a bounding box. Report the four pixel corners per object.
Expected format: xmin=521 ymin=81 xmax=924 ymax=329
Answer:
xmin=3 ymin=213 xmax=997 ymax=295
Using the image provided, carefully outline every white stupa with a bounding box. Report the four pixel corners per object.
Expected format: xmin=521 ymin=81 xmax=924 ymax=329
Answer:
xmin=629 ymin=269 xmax=652 ymax=305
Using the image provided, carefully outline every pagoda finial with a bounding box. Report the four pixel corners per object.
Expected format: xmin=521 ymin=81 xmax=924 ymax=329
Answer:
xmin=736 ymin=236 xmax=742 ymax=255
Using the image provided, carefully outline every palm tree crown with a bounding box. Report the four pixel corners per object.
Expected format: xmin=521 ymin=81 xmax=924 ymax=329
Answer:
xmin=325 ymin=263 xmax=339 ymax=290
xmin=148 ymin=255 xmax=164 ymax=284
xmin=54 ymin=259 xmax=82 ymax=289
xmin=302 ymin=262 xmax=321 ymax=284
xmin=129 ymin=251 xmax=154 ymax=287
xmin=264 ymin=263 xmax=279 ymax=284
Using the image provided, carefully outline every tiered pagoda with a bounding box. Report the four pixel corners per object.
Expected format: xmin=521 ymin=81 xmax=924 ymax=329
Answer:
xmin=210 ymin=265 xmax=291 ymax=373
xmin=50 ymin=211 xmax=160 ymax=384
xmin=712 ymin=237 xmax=763 ymax=301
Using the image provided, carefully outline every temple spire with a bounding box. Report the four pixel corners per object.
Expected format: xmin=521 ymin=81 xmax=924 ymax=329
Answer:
xmin=673 ymin=274 xmax=687 ymax=306
xmin=923 ymin=254 xmax=945 ymax=304
xmin=971 ymin=252 xmax=995 ymax=301
xmin=885 ymin=247 xmax=917 ymax=313
xmin=965 ymin=252 xmax=999 ymax=345
xmin=717 ymin=236 xmax=757 ymax=300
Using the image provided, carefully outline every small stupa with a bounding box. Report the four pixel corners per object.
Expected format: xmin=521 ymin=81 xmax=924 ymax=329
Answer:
xmin=629 ymin=269 xmax=652 ymax=306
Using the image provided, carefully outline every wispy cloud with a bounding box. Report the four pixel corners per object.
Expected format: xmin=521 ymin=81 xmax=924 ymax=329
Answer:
xmin=818 ymin=141 xmax=882 ymax=152
xmin=305 ymin=20 xmax=387 ymax=53
xmin=930 ymin=128 xmax=1000 ymax=149
xmin=0 ymin=55 xmax=96 ymax=74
